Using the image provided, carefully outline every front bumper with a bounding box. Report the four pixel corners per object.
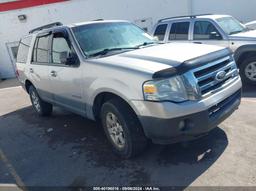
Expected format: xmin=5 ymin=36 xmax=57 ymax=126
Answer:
xmin=131 ymin=78 xmax=242 ymax=144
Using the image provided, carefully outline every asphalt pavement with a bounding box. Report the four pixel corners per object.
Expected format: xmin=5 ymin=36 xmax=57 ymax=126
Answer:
xmin=0 ymin=79 xmax=255 ymax=190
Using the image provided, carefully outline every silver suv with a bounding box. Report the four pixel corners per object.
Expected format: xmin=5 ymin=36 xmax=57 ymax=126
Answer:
xmin=152 ymin=14 xmax=256 ymax=85
xmin=16 ymin=20 xmax=242 ymax=158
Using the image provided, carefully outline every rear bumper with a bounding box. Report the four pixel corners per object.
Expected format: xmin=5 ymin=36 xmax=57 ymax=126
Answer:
xmin=139 ymin=90 xmax=241 ymax=144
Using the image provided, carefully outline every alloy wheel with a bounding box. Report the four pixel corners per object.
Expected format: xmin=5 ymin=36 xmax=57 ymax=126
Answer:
xmin=106 ymin=112 xmax=126 ymax=149
xmin=245 ymin=62 xmax=256 ymax=81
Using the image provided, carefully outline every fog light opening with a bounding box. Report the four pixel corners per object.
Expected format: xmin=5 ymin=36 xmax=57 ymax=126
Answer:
xmin=178 ymin=120 xmax=186 ymax=131
xmin=179 ymin=119 xmax=193 ymax=132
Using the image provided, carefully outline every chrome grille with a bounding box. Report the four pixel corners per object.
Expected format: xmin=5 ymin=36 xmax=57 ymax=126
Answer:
xmin=192 ymin=56 xmax=239 ymax=97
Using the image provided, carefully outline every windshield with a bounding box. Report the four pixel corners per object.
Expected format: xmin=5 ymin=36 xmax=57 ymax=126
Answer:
xmin=216 ymin=17 xmax=248 ymax=35
xmin=72 ymin=22 xmax=156 ymax=57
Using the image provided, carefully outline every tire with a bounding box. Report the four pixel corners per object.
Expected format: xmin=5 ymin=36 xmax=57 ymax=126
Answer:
xmin=240 ymin=57 xmax=256 ymax=85
xmin=29 ymin=86 xmax=53 ymax=116
xmin=100 ymin=98 xmax=148 ymax=158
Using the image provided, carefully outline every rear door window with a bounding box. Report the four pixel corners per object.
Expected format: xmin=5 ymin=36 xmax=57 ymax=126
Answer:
xmin=17 ymin=36 xmax=32 ymax=63
xmin=153 ymin=24 xmax=167 ymax=41
xmin=169 ymin=22 xmax=190 ymax=40
xmin=33 ymin=35 xmax=50 ymax=63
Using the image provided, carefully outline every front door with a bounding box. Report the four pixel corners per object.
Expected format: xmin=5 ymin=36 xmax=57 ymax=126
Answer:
xmin=48 ymin=29 xmax=84 ymax=116
xmin=192 ymin=20 xmax=229 ymax=48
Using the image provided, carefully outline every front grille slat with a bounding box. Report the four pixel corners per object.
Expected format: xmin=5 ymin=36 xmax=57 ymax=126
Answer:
xmin=194 ymin=60 xmax=229 ymax=79
xmin=200 ymin=70 xmax=234 ymax=91
xmin=192 ymin=56 xmax=239 ymax=97
xmin=196 ymin=62 xmax=233 ymax=82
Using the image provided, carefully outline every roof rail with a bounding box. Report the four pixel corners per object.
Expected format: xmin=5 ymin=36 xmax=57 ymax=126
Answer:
xmin=93 ymin=19 xmax=104 ymax=21
xmin=29 ymin=22 xmax=63 ymax=34
xmin=158 ymin=14 xmax=213 ymax=23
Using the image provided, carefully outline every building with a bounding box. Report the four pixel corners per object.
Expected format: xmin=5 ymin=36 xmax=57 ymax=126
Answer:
xmin=0 ymin=0 xmax=256 ymax=79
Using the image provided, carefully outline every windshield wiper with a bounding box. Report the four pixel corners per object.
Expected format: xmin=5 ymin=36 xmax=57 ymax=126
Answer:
xmin=89 ymin=47 xmax=139 ymax=57
xmin=136 ymin=41 xmax=159 ymax=48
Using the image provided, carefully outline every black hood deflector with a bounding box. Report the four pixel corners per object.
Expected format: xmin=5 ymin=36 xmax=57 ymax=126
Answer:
xmin=152 ymin=48 xmax=232 ymax=79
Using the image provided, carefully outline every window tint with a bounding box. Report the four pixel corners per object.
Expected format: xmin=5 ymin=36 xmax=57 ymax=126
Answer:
xmin=52 ymin=33 xmax=72 ymax=64
xmin=194 ymin=21 xmax=222 ymax=40
xmin=33 ymin=35 xmax=50 ymax=63
xmin=169 ymin=22 xmax=190 ymax=40
xmin=154 ymin=24 xmax=167 ymax=41
xmin=17 ymin=36 xmax=32 ymax=63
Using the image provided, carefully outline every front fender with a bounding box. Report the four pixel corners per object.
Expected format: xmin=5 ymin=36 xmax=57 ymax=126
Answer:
xmin=234 ymin=44 xmax=256 ymax=62
xmin=86 ymin=78 xmax=143 ymax=120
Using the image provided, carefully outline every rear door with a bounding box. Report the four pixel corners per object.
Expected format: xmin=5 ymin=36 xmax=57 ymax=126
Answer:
xmin=48 ymin=29 xmax=84 ymax=115
xmin=168 ymin=21 xmax=192 ymax=43
xmin=29 ymin=32 xmax=53 ymax=102
xmin=192 ymin=20 xmax=229 ymax=47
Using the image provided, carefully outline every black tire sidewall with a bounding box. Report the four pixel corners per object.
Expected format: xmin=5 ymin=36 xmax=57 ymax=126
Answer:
xmin=29 ymin=86 xmax=52 ymax=116
xmin=29 ymin=86 xmax=43 ymax=115
xmin=101 ymin=102 xmax=133 ymax=158
xmin=240 ymin=57 xmax=256 ymax=85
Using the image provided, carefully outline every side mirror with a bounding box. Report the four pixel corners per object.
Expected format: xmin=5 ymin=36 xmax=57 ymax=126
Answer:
xmin=210 ymin=31 xmax=222 ymax=40
xmin=60 ymin=51 xmax=79 ymax=65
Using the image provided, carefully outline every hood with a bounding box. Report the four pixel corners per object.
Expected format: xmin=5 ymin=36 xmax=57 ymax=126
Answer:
xmin=88 ymin=43 xmax=227 ymax=75
xmin=230 ymin=30 xmax=256 ymax=41
xmin=245 ymin=21 xmax=256 ymax=29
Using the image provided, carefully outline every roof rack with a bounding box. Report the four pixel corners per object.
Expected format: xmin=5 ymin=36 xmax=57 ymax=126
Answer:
xmin=93 ymin=19 xmax=104 ymax=21
xmin=29 ymin=22 xmax=63 ymax=34
xmin=158 ymin=14 xmax=213 ymax=23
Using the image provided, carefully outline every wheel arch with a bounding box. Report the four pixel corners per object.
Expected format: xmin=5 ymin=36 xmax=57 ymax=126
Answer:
xmin=25 ymin=80 xmax=33 ymax=93
xmin=234 ymin=45 xmax=256 ymax=66
xmin=92 ymin=91 xmax=140 ymax=121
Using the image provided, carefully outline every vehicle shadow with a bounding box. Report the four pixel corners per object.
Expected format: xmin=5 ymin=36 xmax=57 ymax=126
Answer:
xmin=0 ymin=106 xmax=229 ymax=189
xmin=242 ymin=84 xmax=255 ymax=98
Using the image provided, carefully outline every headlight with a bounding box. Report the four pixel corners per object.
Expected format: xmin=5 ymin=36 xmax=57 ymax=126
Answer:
xmin=143 ymin=76 xmax=189 ymax=102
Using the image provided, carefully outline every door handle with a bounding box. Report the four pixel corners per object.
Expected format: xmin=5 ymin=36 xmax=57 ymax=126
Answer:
xmin=50 ymin=71 xmax=57 ymax=77
xmin=193 ymin=42 xmax=202 ymax=44
xmin=29 ymin=68 xmax=34 ymax=73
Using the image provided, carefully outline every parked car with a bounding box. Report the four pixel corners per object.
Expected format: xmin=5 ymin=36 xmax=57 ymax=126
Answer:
xmin=151 ymin=14 xmax=256 ymax=85
xmin=16 ymin=20 xmax=242 ymax=158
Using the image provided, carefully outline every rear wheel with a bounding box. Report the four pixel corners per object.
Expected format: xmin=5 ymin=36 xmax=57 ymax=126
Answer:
xmin=29 ymin=86 xmax=53 ymax=116
xmin=240 ymin=57 xmax=256 ymax=85
xmin=100 ymin=98 xmax=148 ymax=158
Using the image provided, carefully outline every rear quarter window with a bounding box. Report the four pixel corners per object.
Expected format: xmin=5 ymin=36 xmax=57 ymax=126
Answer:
xmin=17 ymin=36 xmax=32 ymax=63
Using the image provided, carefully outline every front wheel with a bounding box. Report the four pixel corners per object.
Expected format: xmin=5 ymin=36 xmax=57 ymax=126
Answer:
xmin=240 ymin=57 xmax=256 ymax=85
xmin=29 ymin=86 xmax=53 ymax=116
xmin=100 ymin=98 xmax=148 ymax=158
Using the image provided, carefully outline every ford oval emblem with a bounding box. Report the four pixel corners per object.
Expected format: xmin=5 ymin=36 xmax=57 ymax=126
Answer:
xmin=215 ymin=71 xmax=227 ymax=82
